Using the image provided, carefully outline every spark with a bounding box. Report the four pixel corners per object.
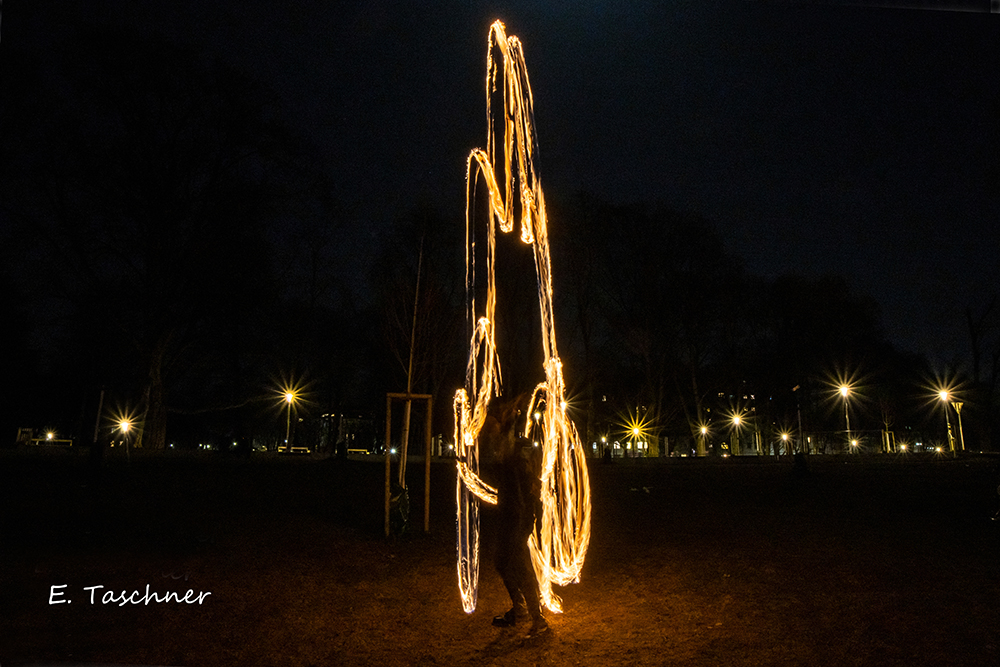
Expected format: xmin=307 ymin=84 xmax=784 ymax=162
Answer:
xmin=454 ymin=20 xmax=591 ymax=615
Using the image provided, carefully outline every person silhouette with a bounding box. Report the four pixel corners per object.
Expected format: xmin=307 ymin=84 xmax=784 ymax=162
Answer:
xmin=486 ymin=399 xmax=548 ymax=634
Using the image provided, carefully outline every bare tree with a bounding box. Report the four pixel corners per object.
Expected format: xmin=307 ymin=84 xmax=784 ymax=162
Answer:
xmin=2 ymin=30 xmax=321 ymax=448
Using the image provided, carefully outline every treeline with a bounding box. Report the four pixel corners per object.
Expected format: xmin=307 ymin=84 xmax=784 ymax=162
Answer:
xmin=0 ymin=30 xmax=381 ymax=449
xmin=2 ymin=28 xmax=998 ymax=454
xmin=388 ymin=194 xmax=998 ymax=455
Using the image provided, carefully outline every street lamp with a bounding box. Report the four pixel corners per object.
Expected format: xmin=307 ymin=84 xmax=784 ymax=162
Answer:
xmin=731 ymin=415 xmax=742 ymax=456
xmin=839 ymin=385 xmax=853 ymax=453
xmin=284 ymin=391 xmax=296 ymax=451
xmin=119 ymin=419 xmax=132 ymax=463
xmin=938 ymin=390 xmax=957 ymax=457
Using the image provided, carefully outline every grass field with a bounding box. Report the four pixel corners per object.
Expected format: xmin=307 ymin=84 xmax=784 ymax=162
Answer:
xmin=3 ymin=448 xmax=999 ymax=666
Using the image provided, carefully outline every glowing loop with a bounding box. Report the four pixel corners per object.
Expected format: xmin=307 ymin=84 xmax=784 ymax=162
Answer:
xmin=454 ymin=20 xmax=591 ymax=615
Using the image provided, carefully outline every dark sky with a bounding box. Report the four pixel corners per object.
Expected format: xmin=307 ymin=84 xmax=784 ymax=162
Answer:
xmin=10 ymin=0 xmax=999 ymax=363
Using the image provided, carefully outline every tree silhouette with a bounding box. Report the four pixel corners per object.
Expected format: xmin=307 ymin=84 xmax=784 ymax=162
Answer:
xmin=372 ymin=205 xmax=466 ymax=437
xmin=2 ymin=30 xmax=323 ymax=449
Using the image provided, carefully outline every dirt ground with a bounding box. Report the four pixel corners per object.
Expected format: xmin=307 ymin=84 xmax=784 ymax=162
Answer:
xmin=3 ymin=448 xmax=1000 ymax=666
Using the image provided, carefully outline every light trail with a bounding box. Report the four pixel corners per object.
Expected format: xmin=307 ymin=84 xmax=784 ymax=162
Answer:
xmin=454 ymin=20 xmax=591 ymax=615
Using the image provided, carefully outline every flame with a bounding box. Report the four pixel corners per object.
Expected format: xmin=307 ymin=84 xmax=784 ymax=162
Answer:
xmin=455 ymin=20 xmax=592 ymax=615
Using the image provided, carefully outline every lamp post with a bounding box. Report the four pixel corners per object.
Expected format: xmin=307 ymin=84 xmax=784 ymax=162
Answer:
xmin=700 ymin=425 xmax=709 ymax=457
xmin=839 ymin=385 xmax=852 ymax=453
xmin=284 ymin=391 xmax=296 ymax=451
xmin=119 ymin=419 xmax=132 ymax=464
xmin=938 ymin=391 xmax=956 ymax=457
xmin=732 ymin=415 xmax=742 ymax=456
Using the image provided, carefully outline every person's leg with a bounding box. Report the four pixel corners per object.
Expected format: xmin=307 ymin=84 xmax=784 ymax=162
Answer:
xmin=493 ymin=539 xmax=528 ymax=626
xmin=511 ymin=540 xmax=548 ymax=633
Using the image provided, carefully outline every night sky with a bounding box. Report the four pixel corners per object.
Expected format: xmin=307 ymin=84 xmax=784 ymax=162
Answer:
xmin=8 ymin=0 xmax=999 ymax=362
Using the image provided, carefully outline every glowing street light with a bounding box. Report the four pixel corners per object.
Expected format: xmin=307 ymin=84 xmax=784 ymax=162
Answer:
xmin=839 ymin=385 xmax=853 ymax=453
xmin=938 ymin=390 xmax=957 ymax=457
xmin=731 ymin=414 xmax=742 ymax=456
xmin=119 ymin=418 xmax=133 ymax=463
xmin=284 ymin=391 xmax=297 ymax=450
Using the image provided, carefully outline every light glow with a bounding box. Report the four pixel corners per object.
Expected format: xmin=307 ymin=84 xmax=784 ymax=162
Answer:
xmin=454 ymin=20 xmax=591 ymax=615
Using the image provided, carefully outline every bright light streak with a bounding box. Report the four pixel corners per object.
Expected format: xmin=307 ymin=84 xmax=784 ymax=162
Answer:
xmin=454 ymin=20 xmax=591 ymax=615
xmin=619 ymin=408 xmax=652 ymax=444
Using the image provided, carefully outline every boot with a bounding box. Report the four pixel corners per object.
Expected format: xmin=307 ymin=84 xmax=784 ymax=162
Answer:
xmin=528 ymin=615 xmax=549 ymax=636
xmin=492 ymin=599 xmax=528 ymax=627
xmin=492 ymin=608 xmax=517 ymax=627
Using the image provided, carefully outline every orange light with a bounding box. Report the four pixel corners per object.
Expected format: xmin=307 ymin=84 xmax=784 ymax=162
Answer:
xmin=454 ymin=20 xmax=590 ymax=616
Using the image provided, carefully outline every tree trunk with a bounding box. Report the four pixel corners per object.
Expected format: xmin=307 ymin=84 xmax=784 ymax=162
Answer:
xmin=137 ymin=333 xmax=171 ymax=450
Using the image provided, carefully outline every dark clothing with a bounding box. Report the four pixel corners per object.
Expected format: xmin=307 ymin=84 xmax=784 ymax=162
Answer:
xmin=492 ymin=447 xmax=542 ymax=621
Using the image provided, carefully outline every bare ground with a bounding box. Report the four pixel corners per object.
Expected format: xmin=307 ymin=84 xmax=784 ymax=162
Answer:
xmin=3 ymin=449 xmax=999 ymax=666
